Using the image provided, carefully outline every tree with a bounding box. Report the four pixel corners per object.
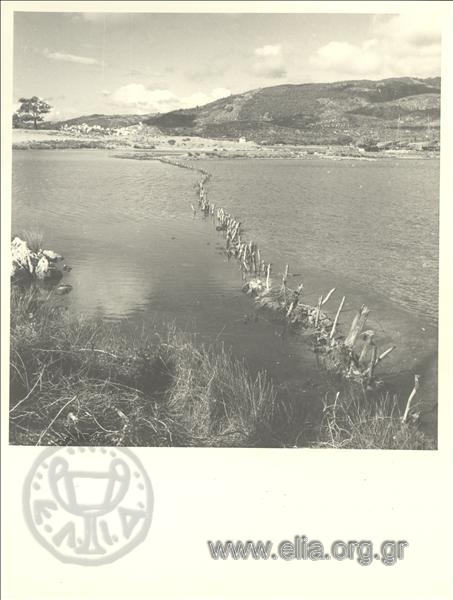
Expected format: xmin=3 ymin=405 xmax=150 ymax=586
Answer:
xmin=15 ymin=96 xmax=52 ymax=129
xmin=12 ymin=112 xmax=20 ymax=129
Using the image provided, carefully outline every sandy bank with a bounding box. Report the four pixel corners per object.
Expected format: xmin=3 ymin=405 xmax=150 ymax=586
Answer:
xmin=12 ymin=128 xmax=438 ymax=160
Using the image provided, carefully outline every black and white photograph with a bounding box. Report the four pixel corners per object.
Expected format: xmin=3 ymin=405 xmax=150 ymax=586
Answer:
xmin=8 ymin=7 xmax=442 ymax=450
xmin=2 ymin=3 xmax=453 ymax=600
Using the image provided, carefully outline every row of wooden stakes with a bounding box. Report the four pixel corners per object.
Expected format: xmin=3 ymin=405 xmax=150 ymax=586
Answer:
xmin=194 ymin=170 xmax=401 ymax=388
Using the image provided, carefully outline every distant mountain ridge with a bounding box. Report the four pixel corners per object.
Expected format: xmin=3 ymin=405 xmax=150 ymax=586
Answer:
xmin=144 ymin=76 xmax=441 ymax=145
xmin=46 ymin=113 xmax=152 ymax=130
xmin=45 ymin=76 xmax=440 ymax=145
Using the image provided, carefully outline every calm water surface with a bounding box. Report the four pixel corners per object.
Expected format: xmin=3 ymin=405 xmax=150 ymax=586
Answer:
xmin=12 ymin=150 xmax=439 ymax=436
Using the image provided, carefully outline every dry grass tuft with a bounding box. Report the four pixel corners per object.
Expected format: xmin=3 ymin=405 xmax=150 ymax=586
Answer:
xmin=9 ymin=287 xmax=277 ymax=447
xmin=315 ymin=387 xmax=435 ymax=450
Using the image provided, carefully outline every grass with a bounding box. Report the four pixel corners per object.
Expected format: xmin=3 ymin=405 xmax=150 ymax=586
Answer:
xmin=9 ymin=286 xmax=278 ymax=447
xmin=315 ymin=386 xmax=435 ymax=450
xmin=13 ymin=139 xmax=120 ymax=150
xmin=9 ymin=285 xmax=434 ymax=449
xmin=16 ymin=230 xmax=43 ymax=253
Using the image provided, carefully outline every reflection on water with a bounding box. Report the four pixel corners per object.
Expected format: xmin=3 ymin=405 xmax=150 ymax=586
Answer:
xmin=12 ymin=150 xmax=439 ymax=436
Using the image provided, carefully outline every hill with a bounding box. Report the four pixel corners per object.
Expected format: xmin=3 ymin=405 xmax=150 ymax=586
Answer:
xmin=144 ymin=77 xmax=440 ymax=145
xmin=44 ymin=113 xmax=154 ymax=130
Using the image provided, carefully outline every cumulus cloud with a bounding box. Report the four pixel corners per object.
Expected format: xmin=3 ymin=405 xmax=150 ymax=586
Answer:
xmin=310 ymin=13 xmax=441 ymax=81
xmin=43 ymin=49 xmax=104 ymax=66
xmin=255 ymin=44 xmax=282 ymax=57
xmin=310 ymin=40 xmax=382 ymax=77
xmin=105 ymin=84 xmax=231 ymax=113
xmin=253 ymin=44 xmax=287 ymax=78
xmin=373 ymin=13 xmax=442 ymax=47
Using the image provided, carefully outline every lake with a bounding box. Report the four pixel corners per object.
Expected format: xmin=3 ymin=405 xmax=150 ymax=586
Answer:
xmin=12 ymin=150 xmax=439 ymax=438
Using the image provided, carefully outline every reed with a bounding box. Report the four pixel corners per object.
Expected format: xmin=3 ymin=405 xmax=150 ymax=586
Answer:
xmin=166 ymin=157 xmax=426 ymax=445
xmin=10 ymin=284 xmax=432 ymax=449
xmin=316 ymin=388 xmax=434 ymax=450
xmin=9 ymin=286 xmax=278 ymax=447
xmin=9 ymin=162 xmax=430 ymax=448
xmin=17 ymin=229 xmax=43 ymax=253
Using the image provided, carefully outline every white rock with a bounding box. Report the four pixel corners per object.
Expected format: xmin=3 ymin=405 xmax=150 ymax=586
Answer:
xmin=35 ymin=255 xmax=61 ymax=280
xmin=11 ymin=237 xmax=63 ymax=280
xmin=42 ymin=249 xmax=63 ymax=262
xmin=11 ymin=237 xmax=35 ymax=278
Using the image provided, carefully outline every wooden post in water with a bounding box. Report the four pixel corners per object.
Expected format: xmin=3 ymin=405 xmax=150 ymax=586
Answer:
xmin=359 ymin=331 xmax=375 ymax=364
xmin=281 ymin=264 xmax=289 ymax=292
xmin=266 ymin=264 xmax=271 ymax=291
xmin=367 ymin=344 xmax=378 ymax=381
xmin=375 ymin=345 xmax=396 ymax=366
xmin=330 ymin=296 xmax=345 ymax=340
xmin=321 ymin=288 xmax=336 ymax=306
xmin=314 ymin=295 xmax=323 ymax=328
xmin=345 ymin=305 xmax=370 ymax=348
xmin=402 ymin=375 xmax=420 ymax=423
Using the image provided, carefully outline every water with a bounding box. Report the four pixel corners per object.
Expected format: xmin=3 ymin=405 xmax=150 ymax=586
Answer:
xmin=198 ymin=158 xmax=439 ymax=325
xmin=12 ymin=150 xmax=439 ymax=436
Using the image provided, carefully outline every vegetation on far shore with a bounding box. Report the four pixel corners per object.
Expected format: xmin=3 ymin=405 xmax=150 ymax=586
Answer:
xmin=13 ymin=139 xmax=119 ymax=151
xmin=9 ymin=285 xmax=434 ymax=449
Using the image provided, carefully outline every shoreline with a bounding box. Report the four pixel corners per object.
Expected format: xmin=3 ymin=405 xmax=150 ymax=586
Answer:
xmin=143 ymin=156 xmax=435 ymax=444
xmin=11 ymin=129 xmax=440 ymax=161
xmin=9 ymin=148 xmax=437 ymax=448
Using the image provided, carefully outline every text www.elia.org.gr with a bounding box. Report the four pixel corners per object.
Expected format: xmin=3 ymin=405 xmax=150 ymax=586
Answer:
xmin=208 ymin=537 xmax=409 ymax=566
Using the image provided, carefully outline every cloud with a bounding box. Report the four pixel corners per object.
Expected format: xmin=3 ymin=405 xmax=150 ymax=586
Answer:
xmin=310 ymin=13 xmax=441 ymax=81
xmin=105 ymin=84 xmax=231 ymax=113
xmin=255 ymin=45 xmax=282 ymax=58
xmin=310 ymin=40 xmax=382 ymax=77
xmin=373 ymin=13 xmax=442 ymax=47
xmin=43 ymin=49 xmax=104 ymax=66
xmin=253 ymin=44 xmax=287 ymax=79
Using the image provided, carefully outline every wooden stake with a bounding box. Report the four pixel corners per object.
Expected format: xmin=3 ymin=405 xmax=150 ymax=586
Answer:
xmin=367 ymin=344 xmax=378 ymax=381
xmin=314 ymin=295 xmax=323 ymax=328
xmin=359 ymin=331 xmax=374 ymax=364
xmin=281 ymin=264 xmax=289 ymax=290
xmin=286 ymin=301 xmax=295 ymax=318
xmin=330 ymin=296 xmax=345 ymax=339
xmin=321 ymin=288 xmax=336 ymax=306
xmin=375 ymin=345 xmax=396 ymax=365
xmin=345 ymin=305 xmax=370 ymax=348
xmin=402 ymin=375 xmax=420 ymax=423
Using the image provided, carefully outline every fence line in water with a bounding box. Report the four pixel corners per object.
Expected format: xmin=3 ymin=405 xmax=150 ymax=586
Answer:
xmin=158 ymin=157 xmax=417 ymax=400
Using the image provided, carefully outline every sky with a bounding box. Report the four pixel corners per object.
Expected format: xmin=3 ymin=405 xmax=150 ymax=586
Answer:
xmin=12 ymin=10 xmax=442 ymax=120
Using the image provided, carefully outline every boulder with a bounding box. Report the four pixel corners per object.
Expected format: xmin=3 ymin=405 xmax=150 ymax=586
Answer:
xmin=11 ymin=237 xmax=63 ymax=281
xmin=35 ymin=255 xmax=62 ymax=280
xmin=42 ymin=249 xmax=64 ymax=262
xmin=54 ymin=284 xmax=73 ymax=295
xmin=11 ymin=237 xmax=38 ymax=279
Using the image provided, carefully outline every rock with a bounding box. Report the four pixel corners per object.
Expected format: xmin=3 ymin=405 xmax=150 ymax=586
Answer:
xmin=54 ymin=284 xmax=73 ymax=295
xmin=35 ymin=255 xmax=62 ymax=280
xmin=11 ymin=237 xmax=38 ymax=279
xmin=11 ymin=237 xmax=64 ymax=281
xmin=42 ymin=249 xmax=64 ymax=262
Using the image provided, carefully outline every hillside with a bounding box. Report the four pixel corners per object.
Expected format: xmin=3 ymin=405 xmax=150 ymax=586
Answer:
xmin=144 ymin=77 xmax=441 ymax=145
xmin=44 ymin=113 xmax=154 ymax=130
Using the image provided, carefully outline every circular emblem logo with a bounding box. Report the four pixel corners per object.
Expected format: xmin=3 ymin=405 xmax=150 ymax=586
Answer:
xmin=23 ymin=447 xmax=153 ymax=565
